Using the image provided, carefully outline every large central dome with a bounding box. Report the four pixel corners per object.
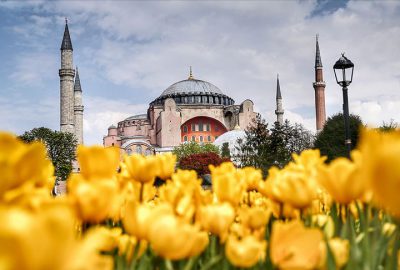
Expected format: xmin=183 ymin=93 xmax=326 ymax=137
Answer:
xmin=150 ymin=70 xmax=234 ymax=106
xmin=161 ymin=78 xmax=224 ymax=96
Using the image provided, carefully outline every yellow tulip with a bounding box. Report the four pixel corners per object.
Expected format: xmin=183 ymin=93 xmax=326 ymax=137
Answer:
xmin=77 ymin=146 xmax=120 ymax=181
xmin=240 ymin=206 xmax=271 ymax=231
xmin=210 ymin=162 xmax=246 ymax=206
xmin=121 ymin=154 xmax=160 ymax=184
xmin=241 ymin=167 xmax=263 ymax=192
xmin=328 ymin=238 xmax=349 ymax=269
xmin=117 ymin=234 xmax=148 ymax=262
xmin=156 ymin=153 xmax=176 ymax=180
xmin=198 ymin=202 xmax=235 ymax=241
xmin=358 ymin=129 xmax=400 ymax=217
xmin=270 ymin=220 xmax=325 ymax=270
xmin=68 ymin=175 xmax=120 ymax=223
xmin=148 ymin=213 xmax=208 ymax=260
xmin=318 ymin=157 xmax=365 ymax=204
xmin=278 ymin=168 xmax=317 ymax=209
xmin=225 ymin=235 xmax=266 ymax=268
xmin=0 ymin=204 xmax=85 ymax=270
xmin=123 ymin=201 xmax=173 ymax=240
xmin=82 ymin=227 xmax=122 ymax=253
xmin=0 ymin=133 xmax=54 ymax=198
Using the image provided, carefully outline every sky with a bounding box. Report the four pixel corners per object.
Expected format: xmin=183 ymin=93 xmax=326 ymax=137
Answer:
xmin=0 ymin=0 xmax=399 ymax=145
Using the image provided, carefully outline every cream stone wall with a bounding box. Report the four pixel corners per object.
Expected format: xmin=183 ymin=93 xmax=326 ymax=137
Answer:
xmin=239 ymin=99 xmax=256 ymax=130
xmin=158 ymin=98 xmax=181 ymax=147
xmin=74 ymin=90 xmax=84 ymax=145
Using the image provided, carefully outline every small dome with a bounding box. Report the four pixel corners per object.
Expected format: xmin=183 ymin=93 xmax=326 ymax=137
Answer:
xmin=214 ymin=129 xmax=246 ymax=148
xmin=108 ymin=124 xmax=117 ymax=129
xmin=160 ymin=78 xmax=224 ymax=97
xmin=125 ymin=114 xmax=148 ymax=121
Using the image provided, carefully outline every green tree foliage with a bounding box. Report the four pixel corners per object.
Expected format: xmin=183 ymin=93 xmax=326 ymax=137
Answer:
xmin=379 ymin=120 xmax=398 ymax=132
xmin=19 ymin=127 xmax=77 ymax=181
xmin=172 ymin=141 xmax=220 ymax=161
xmin=236 ymin=114 xmax=313 ymax=176
xmin=314 ymin=113 xmax=364 ymax=162
xmin=221 ymin=142 xmax=231 ymax=159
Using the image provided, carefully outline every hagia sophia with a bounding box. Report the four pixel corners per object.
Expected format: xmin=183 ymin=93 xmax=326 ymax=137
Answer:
xmin=59 ymin=21 xmax=326 ymax=155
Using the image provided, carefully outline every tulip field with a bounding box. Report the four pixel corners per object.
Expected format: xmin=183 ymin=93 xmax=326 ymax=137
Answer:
xmin=0 ymin=128 xmax=399 ymax=270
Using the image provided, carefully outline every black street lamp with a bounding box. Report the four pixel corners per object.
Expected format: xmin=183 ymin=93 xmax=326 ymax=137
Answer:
xmin=333 ymin=53 xmax=354 ymax=158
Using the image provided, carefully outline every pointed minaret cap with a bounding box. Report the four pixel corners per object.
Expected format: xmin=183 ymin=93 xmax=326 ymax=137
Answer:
xmin=276 ymin=74 xmax=282 ymax=99
xmin=61 ymin=18 xmax=73 ymax=51
xmin=188 ymin=66 xmax=194 ymax=80
xmin=74 ymin=67 xmax=81 ymax=92
xmin=315 ymin=34 xmax=322 ymax=68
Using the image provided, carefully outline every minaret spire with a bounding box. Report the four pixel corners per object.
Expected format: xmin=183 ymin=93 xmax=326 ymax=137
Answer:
xmin=61 ymin=18 xmax=73 ymax=51
xmin=315 ymin=34 xmax=322 ymax=68
xmin=313 ymin=34 xmax=326 ymax=132
xmin=74 ymin=66 xmax=84 ymax=145
xmin=275 ymin=74 xmax=284 ymax=126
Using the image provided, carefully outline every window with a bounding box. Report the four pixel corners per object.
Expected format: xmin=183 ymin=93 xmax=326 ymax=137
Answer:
xmin=207 ymin=135 xmax=211 ymax=142
xmin=202 ymin=96 xmax=207 ymax=103
xmin=206 ymin=124 xmax=210 ymax=131
xmin=136 ymin=145 xmax=142 ymax=154
xmin=195 ymin=124 xmax=199 ymax=131
xmin=184 ymin=136 xmax=188 ymax=142
xmin=183 ymin=125 xmax=188 ymax=133
xmin=199 ymin=122 xmax=203 ymax=131
xmin=145 ymin=149 xmax=152 ymax=156
xmin=199 ymin=136 xmax=203 ymax=142
xmin=191 ymin=123 xmax=195 ymax=132
xmin=126 ymin=148 xmax=132 ymax=156
xmin=196 ymin=96 xmax=201 ymax=103
xmin=191 ymin=136 xmax=196 ymax=141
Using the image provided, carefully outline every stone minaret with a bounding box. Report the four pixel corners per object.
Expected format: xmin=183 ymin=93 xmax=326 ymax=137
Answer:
xmin=275 ymin=74 xmax=284 ymax=125
xmin=59 ymin=19 xmax=75 ymax=134
xmin=313 ymin=35 xmax=326 ymax=132
xmin=74 ymin=67 xmax=84 ymax=145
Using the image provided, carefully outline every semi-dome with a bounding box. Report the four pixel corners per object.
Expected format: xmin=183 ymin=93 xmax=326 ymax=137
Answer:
xmin=150 ymin=69 xmax=234 ymax=106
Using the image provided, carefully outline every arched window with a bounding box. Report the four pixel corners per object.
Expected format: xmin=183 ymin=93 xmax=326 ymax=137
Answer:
xmin=145 ymin=149 xmax=152 ymax=156
xmin=207 ymin=135 xmax=211 ymax=142
xmin=183 ymin=125 xmax=188 ymax=133
xmin=184 ymin=136 xmax=188 ymax=142
xmin=126 ymin=148 xmax=132 ymax=156
xmin=136 ymin=145 xmax=142 ymax=154
xmin=191 ymin=136 xmax=196 ymax=141
xmin=199 ymin=136 xmax=203 ymax=142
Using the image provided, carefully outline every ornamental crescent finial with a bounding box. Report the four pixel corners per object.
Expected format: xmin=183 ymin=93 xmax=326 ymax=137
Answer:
xmin=188 ymin=66 xmax=194 ymax=79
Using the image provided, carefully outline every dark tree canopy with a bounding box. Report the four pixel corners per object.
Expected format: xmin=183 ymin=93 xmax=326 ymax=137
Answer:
xmin=172 ymin=141 xmax=220 ymax=161
xmin=236 ymin=115 xmax=314 ymax=176
xmin=19 ymin=127 xmax=77 ymax=181
xmin=314 ymin=113 xmax=364 ymax=162
xmin=221 ymin=142 xmax=231 ymax=159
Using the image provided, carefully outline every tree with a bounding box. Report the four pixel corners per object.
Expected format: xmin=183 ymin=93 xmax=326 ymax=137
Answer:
xmin=172 ymin=141 xmax=220 ymax=161
xmin=379 ymin=119 xmax=398 ymax=132
xmin=314 ymin=113 xmax=364 ymax=162
xmin=236 ymin=115 xmax=313 ymax=176
xmin=19 ymin=127 xmax=77 ymax=181
xmin=221 ymin=142 xmax=231 ymax=159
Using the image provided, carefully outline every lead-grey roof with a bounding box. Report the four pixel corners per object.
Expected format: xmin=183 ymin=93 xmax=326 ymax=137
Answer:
xmin=160 ymin=79 xmax=224 ymax=97
xmin=315 ymin=35 xmax=322 ymax=68
xmin=125 ymin=114 xmax=148 ymax=121
xmin=61 ymin=22 xmax=73 ymax=51
xmin=74 ymin=67 xmax=81 ymax=92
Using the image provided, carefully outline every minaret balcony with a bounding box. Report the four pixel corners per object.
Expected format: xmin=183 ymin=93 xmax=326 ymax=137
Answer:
xmin=313 ymin=81 xmax=326 ymax=87
xmin=59 ymin=69 xmax=75 ymax=77
xmin=74 ymin=105 xmax=84 ymax=112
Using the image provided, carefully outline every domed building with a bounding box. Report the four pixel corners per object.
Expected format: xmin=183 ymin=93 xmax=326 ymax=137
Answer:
xmin=103 ymin=69 xmax=257 ymax=154
xmin=213 ymin=126 xmax=246 ymax=165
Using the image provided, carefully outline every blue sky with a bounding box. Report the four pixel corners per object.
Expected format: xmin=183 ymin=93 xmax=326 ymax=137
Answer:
xmin=0 ymin=0 xmax=399 ymax=145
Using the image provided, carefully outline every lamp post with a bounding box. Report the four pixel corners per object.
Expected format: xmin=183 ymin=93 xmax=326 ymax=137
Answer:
xmin=333 ymin=53 xmax=354 ymax=158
